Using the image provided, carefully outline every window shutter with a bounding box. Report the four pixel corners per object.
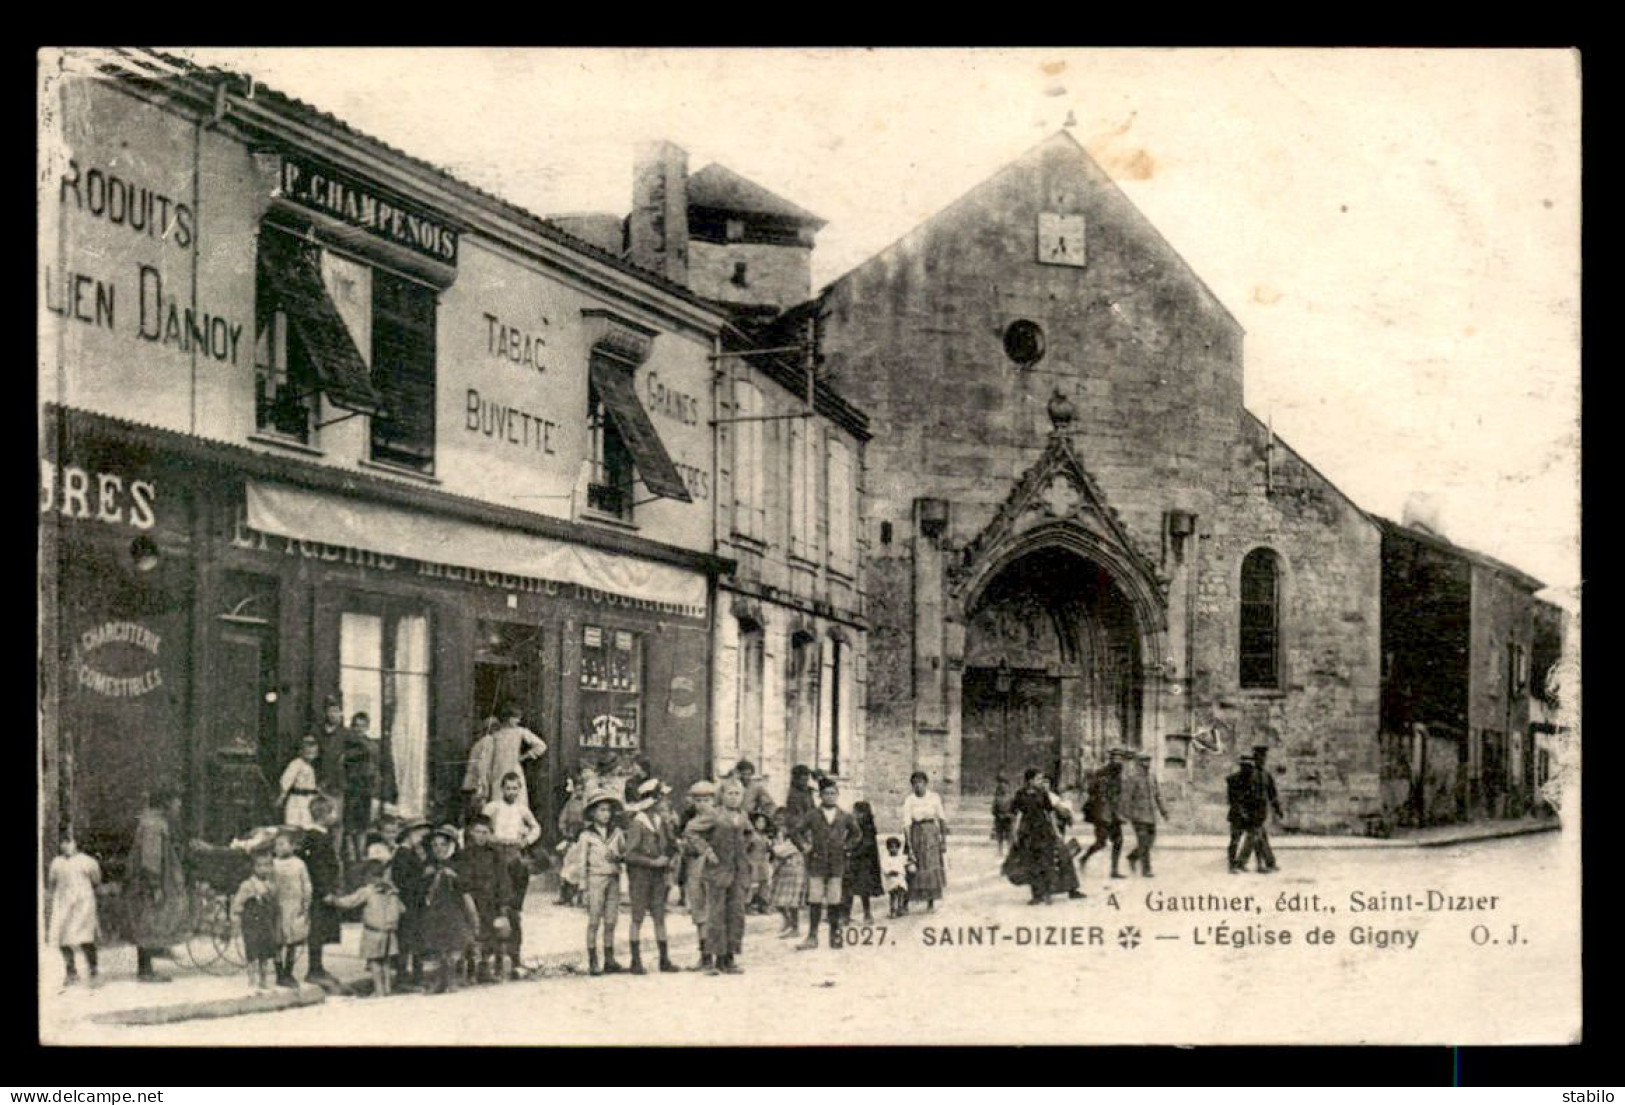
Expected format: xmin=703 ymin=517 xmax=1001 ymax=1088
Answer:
xmin=788 ymin=417 xmax=805 ymax=558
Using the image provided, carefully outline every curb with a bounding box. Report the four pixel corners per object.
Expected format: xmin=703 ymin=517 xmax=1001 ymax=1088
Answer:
xmin=944 ymin=821 xmax=1561 ymax=852
xmin=89 ymin=982 xmax=326 ymax=1026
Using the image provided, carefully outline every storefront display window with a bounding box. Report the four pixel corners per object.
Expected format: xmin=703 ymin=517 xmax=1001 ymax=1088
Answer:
xmin=339 ymin=605 xmax=431 ymax=816
xmin=580 ymin=623 xmax=642 ymax=751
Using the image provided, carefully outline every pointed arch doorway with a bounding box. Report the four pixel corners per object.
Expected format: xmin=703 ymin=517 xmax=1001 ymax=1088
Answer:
xmin=959 ymin=546 xmax=1144 ymax=793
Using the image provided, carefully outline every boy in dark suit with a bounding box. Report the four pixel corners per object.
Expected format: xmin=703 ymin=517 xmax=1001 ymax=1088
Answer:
xmin=299 ymin=795 xmax=344 ymax=991
xmin=795 ymin=777 xmax=858 ymax=951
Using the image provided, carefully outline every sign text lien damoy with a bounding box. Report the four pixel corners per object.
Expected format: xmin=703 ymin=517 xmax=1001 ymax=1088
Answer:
xmin=280 ymin=156 xmax=458 ymax=264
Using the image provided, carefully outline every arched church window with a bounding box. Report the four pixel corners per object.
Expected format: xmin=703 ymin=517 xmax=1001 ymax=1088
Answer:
xmin=1240 ymin=548 xmax=1281 ymax=689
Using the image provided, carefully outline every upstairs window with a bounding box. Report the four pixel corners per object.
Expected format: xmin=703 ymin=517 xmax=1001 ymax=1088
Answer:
xmin=254 ymin=309 xmax=315 ymax=443
xmin=253 ymin=227 xmax=436 ymax=472
xmin=732 ymin=379 xmax=766 ymax=540
xmin=788 ymin=418 xmax=822 ymax=562
xmin=587 ymin=379 xmax=638 ymax=520
xmin=369 ymin=268 xmax=437 ymax=472
xmin=1240 ymin=548 xmax=1281 ymax=689
xmin=827 ymin=437 xmax=855 ymax=576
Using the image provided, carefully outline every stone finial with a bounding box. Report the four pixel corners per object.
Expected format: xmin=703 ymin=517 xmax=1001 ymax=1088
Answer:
xmin=1047 ymin=388 xmax=1077 ymax=433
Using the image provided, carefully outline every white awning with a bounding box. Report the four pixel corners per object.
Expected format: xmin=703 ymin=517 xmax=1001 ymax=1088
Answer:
xmin=245 ymin=480 xmax=708 ymax=616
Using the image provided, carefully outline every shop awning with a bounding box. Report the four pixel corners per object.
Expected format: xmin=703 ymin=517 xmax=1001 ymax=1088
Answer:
xmin=257 ymin=231 xmax=386 ymax=418
xmin=245 ymin=480 xmax=708 ymax=615
xmin=589 ymin=356 xmax=693 ymax=503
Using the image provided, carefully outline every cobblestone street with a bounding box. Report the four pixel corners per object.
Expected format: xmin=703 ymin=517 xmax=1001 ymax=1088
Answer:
xmin=42 ymin=832 xmax=1579 ymax=1046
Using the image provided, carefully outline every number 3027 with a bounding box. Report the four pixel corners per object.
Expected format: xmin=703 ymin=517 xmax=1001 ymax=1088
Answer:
xmin=842 ymin=926 xmax=889 ymax=946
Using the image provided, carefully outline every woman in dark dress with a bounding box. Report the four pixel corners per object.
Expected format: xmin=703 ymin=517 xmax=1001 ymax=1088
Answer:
xmin=390 ymin=819 xmax=432 ymax=989
xmin=1005 ymin=768 xmax=1067 ymax=905
xmin=842 ymin=801 xmax=885 ymax=923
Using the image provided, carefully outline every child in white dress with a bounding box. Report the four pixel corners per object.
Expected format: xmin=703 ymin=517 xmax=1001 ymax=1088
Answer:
xmin=270 ymin=829 xmax=312 ymax=988
xmin=46 ymin=829 xmax=101 ymax=986
xmin=879 ymin=835 xmax=912 ymax=918
xmin=279 ymin=735 xmax=323 ymax=828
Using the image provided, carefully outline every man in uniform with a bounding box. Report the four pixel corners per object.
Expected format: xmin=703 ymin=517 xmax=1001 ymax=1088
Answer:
xmin=1250 ymin=744 xmax=1285 ymax=873
xmin=1079 ymin=748 xmax=1128 ymax=880
xmin=1121 ymin=751 xmax=1170 ymax=877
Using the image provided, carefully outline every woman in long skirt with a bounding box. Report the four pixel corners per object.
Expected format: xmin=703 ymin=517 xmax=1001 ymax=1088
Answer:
xmin=1005 ymin=768 xmax=1066 ymax=905
xmin=900 ymin=771 xmax=948 ymax=911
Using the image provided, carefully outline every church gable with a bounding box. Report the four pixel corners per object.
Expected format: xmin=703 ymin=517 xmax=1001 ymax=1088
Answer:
xmin=953 ymin=393 xmax=1165 ymax=603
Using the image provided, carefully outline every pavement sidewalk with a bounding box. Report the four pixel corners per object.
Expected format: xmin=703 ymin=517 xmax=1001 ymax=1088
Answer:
xmin=42 ymin=815 xmax=1559 ymax=1033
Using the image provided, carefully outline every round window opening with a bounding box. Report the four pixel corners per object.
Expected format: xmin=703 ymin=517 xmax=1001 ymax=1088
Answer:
xmin=1003 ymin=319 xmax=1046 ymax=367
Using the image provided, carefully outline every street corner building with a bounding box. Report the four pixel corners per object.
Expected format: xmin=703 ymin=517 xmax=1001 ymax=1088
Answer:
xmin=792 ymin=130 xmax=1565 ymax=832
xmin=37 ymin=48 xmax=871 ymax=876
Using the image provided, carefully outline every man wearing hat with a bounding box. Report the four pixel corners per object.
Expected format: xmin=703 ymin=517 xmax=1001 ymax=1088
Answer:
xmin=732 ymin=760 xmax=777 ymax=821
xmin=622 ymin=778 xmax=680 ymax=974
xmin=1079 ymin=748 xmax=1128 ymax=880
xmin=1250 ymin=745 xmax=1285 ymax=873
xmin=1119 ymin=751 xmax=1170 ymax=877
xmin=309 ymin=693 xmax=350 ymax=816
xmin=1226 ymin=755 xmax=1263 ymax=873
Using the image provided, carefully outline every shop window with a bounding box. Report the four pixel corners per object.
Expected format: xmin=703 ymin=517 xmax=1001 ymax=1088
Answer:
xmin=339 ymin=605 xmax=431 ymax=818
xmin=580 ymin=624 xmax=642 ymax=753
xmin=732 ymin=379 xmax=767 ymax=540
xmin=1239 ymin=548 xmax=1281 ymax=689
xmin=587 ymin=382 xmax=638 ymax=519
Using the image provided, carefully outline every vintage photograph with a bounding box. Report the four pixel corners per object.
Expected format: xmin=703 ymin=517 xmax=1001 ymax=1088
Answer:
xmin=37 ymin=47 xmax=1580 ymax=1047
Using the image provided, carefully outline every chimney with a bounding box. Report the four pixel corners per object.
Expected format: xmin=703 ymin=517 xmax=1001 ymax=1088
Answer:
xmin=627 ymin=140 xmax=689 ymax=287
xmin=1401 ymin=492 xmax=1446 ymax=538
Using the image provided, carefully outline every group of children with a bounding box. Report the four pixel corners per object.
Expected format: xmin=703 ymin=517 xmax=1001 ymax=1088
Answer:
xmin=45 ymin=754 xmax=938 ymax=994
xmin=231 ymin=768 xmax=541 ymax=996
xmin=545 ymin=762 xmax=936 ymax=979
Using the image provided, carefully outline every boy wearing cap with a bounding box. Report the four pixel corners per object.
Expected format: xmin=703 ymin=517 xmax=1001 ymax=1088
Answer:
xmin=699 ymin=777 xmax=753 ymax=974
xmin=796 ymin=777 xmax=859 ymax=951
xmin=580 ymin=788 xmax=627 ymax=976
xmin=1121 ymin=752 xmax=1170 ymax=877
xmin=390 ymin=818 xmax=432 ymax=990
xmin=459 ymin=815 xmax=516 ymax=983
xmin=623 ymin=778 xmax=680 ymax=974
xmin=680 ymin=780 xmax=721 ymax=971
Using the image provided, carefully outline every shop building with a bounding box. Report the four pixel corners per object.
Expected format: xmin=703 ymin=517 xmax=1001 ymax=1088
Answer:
xmin=560 ymin=142 xmax=873 ymax=800
xmin=40 ymin=50 xmax=737 ymax=859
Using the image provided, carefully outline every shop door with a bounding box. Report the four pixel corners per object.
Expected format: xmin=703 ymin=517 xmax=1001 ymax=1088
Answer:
xmin=961 ymin=668 xmax=1062 ymax=794
xmin=473 ymin=622 xmax=551 ymax=833
xmin=210 ymin=621 xmax=279 ymax=841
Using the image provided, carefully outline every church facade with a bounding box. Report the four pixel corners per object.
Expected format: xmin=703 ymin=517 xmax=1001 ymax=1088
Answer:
xmin=803 ymin=133 xmax=1384 ymax=831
